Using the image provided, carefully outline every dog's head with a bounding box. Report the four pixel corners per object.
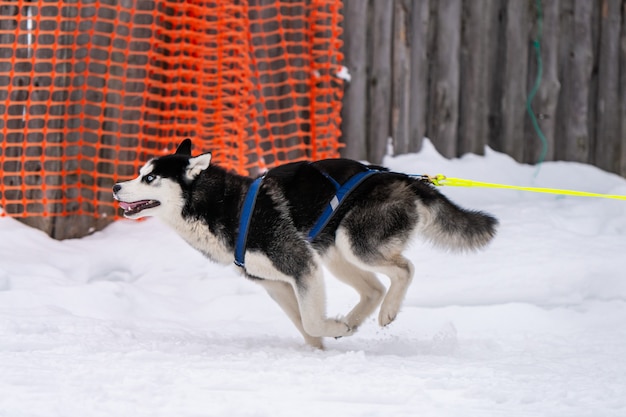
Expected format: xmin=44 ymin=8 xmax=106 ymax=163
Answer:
xmin=112 ymin=139 xmax=212 ymax=219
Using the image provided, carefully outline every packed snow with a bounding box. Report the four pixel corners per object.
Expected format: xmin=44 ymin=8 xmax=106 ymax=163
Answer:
xmin=1 ymin=140 xmax=626 ymax=417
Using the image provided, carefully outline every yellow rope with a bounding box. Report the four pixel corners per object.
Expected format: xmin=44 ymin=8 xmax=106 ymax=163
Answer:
xmin=425 ymin=175 xmax=626 ymax=201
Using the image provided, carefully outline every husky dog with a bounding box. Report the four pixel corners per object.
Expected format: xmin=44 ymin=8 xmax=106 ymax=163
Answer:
xmin=113 ymin=139 xmax=497 ymax=348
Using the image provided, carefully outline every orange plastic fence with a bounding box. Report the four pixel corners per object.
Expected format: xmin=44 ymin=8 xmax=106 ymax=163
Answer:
xmin=0 ymin=0 xmax=345 ymax=220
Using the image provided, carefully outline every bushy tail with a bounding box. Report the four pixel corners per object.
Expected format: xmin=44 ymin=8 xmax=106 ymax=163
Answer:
xmin=413 ymin=183 xmax=498 ymax=251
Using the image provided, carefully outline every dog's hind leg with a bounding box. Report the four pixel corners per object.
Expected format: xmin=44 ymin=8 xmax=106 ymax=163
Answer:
xmin=257 ymin=279 xmax=324 ymax=349
xmin=323 ymin=247 xmax=385 ymax=330
xmin=336 ymin=228 xmax=415 ymax=327
xmin=371 ymin=255 xmax=414 ymax=327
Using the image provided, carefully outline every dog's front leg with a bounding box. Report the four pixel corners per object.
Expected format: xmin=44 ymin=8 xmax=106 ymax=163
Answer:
xmin=244 ymin=251 xmax=352 ymax=341
xmin=257 ymin=279 xmax=324 ymax=349
xmin=294 ymin=268 xmax=353 ymax=339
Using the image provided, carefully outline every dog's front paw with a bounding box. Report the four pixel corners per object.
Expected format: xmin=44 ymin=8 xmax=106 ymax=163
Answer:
xmin=332 ymin=318 xmax=355 ymax=339
xmin=303 ymin=318 xmax=353 ymax=338
xmin=319 ymin=319 xmax=353 ymax=338
xmin=304 ymin=335 xmax=325 ymax=349
xmin=378 ymin=309 xmax=398 ymax=327
xmin=332 ymin=318 xmax=354 ymax=338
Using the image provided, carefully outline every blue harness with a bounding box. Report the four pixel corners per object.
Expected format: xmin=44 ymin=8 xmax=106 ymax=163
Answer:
xmin=234 ymin=168 xmax=378 ymax=268
xmin=234 ymin=176 xmax=264 ymax=268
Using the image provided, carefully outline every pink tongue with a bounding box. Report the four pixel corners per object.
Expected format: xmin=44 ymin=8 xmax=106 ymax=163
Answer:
xmin=119 ymin=201 xmax=146 ymax=211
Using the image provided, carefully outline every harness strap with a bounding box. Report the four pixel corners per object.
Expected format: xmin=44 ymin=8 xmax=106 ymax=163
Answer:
xmin=234 ymin=167 xmax=380 ymax=267
xmin=307 ymin=169 xmax=378 ymax=241
xmin=315 ymin=168 xmax=342 ymax=190
xmin=234 ymin=176 xmax=263 ymax=268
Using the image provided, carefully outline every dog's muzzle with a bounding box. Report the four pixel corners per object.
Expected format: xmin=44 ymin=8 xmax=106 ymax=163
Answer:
xmin=112 ymin=183 xmax=160 ymax=217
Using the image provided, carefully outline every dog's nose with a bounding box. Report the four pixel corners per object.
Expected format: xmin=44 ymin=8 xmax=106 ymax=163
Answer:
xmin=112 ymin=184 xmax=121 ymax=194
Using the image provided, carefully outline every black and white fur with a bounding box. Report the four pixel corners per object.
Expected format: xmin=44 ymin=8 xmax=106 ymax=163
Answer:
xmin=113 ymin=139 xmax=497 ymax=349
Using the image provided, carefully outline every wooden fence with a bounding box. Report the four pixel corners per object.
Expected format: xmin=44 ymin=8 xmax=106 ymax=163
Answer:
xmin=340 ymin=0 xmax=626 ymax=177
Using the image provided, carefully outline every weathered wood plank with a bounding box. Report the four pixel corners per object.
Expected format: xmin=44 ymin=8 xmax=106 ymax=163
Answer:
xmin=594 ymin=0 xmax=622 ymax=173
xmin=391 ymin=0 xmax=410 ymax=155
xmin=587 ymin=0 xmax=601 ymax=164
xmin=561 ymin=0 xmax=594 ymax=163
xmin=367 ymin=0 xmax=393 ymax=163
xmin=429 ymin=0 xmax=461 ymax=158
xmin=620 ymin=0 xmax=626 ymax=177
xmin=524 ymin=0 xmax=561 ymax=164
xmin=555 ymin=0 xmax=572 ymax=162
xmin=499 ymin=0 xmax=529 ymax=162
xmin=406 ymin=0 xmax=429 ymax=153
xmin=340 ymin=0 xmax=368 ymax=160
xmin=459 ymin=0 xmax=495 ymax=156
xmin=486 ymin=0 xmax=506 ymax=155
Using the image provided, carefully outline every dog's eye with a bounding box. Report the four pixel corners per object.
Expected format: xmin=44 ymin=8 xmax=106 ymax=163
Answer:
xmin=144 ymin=174 xmax=157 ymax=184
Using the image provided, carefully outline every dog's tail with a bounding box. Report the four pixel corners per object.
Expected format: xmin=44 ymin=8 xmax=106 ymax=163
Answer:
xmin=412 ymin=181 xmax=498 ymax=252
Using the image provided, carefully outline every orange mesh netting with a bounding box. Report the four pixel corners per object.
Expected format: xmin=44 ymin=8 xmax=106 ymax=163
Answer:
xmin=0 ymin=0 xmax=345 ymax=222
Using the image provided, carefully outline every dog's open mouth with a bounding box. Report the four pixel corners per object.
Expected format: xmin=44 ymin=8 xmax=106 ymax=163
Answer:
xmin=118 ymin=200 xmax=160 ymax=216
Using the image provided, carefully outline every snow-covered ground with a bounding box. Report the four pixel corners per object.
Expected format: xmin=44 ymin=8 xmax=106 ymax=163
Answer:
xmin=1 ymin=141 xmax=626 ymax=417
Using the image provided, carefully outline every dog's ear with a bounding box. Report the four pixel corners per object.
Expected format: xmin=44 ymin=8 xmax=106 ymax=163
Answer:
xmin=175 ymin=138 xmax=192 ymax=156
xmin=185 ymin=152 xmax=212 ymax=181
